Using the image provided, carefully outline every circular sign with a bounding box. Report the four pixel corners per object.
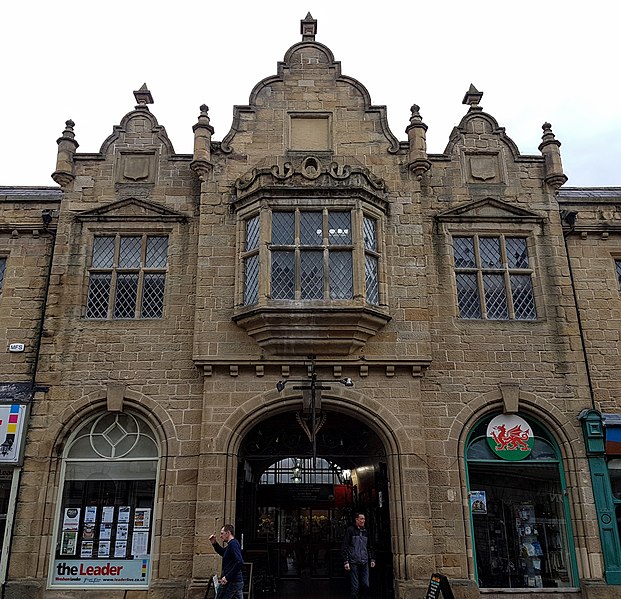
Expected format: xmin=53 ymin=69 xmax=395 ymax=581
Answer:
xmin=486 ymin=414 xmax=534 ymax=461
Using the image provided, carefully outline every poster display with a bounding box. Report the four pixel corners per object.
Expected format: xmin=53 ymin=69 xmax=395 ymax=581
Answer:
xmin=52 ymin=502 xmax=153 ymax=588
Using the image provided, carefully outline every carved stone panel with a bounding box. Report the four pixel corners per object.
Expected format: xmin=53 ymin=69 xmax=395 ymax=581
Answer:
xmin=115 ymin=151 xmax=156 ymax=184
xmin=465 ymin=152 xmax=503 ymax=184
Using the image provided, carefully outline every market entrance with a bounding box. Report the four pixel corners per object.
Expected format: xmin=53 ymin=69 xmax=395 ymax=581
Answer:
xmin=236 ymin=410 xmax=393 ymax=599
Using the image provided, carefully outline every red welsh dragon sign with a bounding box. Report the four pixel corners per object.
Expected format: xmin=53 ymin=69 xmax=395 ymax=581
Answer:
xmin=486 ymin=414 xmax=534 ymax=461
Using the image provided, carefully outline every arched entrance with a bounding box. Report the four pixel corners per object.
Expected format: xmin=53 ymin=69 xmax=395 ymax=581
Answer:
xmin=236 ymin=409 xmax=393 ymax=599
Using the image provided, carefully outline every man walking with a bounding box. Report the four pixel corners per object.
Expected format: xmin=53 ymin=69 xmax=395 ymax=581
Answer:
xmin=209 ymin=524 xmax=244 ymax=599
xmin=342 ymin=512 xmax=375 ymax=599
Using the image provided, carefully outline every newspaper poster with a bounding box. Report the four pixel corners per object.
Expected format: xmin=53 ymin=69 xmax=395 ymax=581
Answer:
xmin=131 ymin=531 xmax=150 ymax=557
xmin=117 ymin=523 xmax=129 ymax=541
xmin=470 ymin=490 xmax=487 ymax=514
xmin=80 ymin=541 xmax=94 ymax=558
xmin=84 ymin=506 xmax=97 ymax=524
xmin=60 ymin=531 xmax=77 ymax=556
xmin=133 ymin=508 xmax=151 ymax=530
xmin=118 ymin=506 xmax=131 ymax=523
xmin=97 ymin=540 xmax=111 ymax=558
xmin=100 ymin=523 xmax=112 ymax=540
xmin=63 ymin=508 xmax=81 ymax=531
xmin=114 ymin=541 xmax=127 ymax=558
xmin=102 ymin=506 xmax=114 ymax=523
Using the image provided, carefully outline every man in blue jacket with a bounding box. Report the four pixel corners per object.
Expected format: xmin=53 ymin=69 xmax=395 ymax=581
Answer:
xmin=342 ymin=512 xmax=376 ymax=599
xmin=209 ymin=524 xmax=244 ymax=599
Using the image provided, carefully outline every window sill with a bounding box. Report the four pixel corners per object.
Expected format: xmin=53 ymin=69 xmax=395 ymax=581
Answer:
xmin=232 ymin=303 xmax=391 ymax=356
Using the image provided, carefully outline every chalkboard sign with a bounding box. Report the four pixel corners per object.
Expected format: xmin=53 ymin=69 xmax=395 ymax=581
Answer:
xmin=425 ymin=573 xmax=454 ymax=599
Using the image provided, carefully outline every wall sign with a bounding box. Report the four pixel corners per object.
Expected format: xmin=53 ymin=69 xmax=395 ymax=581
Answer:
xmin=486 ymin=414 xmax=534 ymax=461
xmin=51 ymin=558 xmax=149 ymax=587
xmin=0 ymin=404 xmax=28 ymax=464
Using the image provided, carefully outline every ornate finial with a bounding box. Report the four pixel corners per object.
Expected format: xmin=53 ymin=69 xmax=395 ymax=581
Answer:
xmin=406 ymin=104 xmax=431 ymax=180
xmin=52 ymin=118 xmax=79 ymax=187
xmin=301 ymin=13 xmax=317 ymax=41
xmin=409 ymin=105 xmax=423 ymax=126
xmin=191 ymin=103 xmax=215 ymax=182
xmin=538 ymin=122 xmax=567 ymax=189
xmin=462 ymin=84 xmax=483 ymax=110
xmin=133 ymin=83 xmax=154 ymax=108
xmin=541 ymin=122 xmax=555 ymax=142
xmin=62 ymin=119 xmax=76 ymax=138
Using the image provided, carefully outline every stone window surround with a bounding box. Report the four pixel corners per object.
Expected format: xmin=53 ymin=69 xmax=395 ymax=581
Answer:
xmin=442 ymin=221 xmax=543 ymax=323
xmin=84 ymin=228 xmax=171 ymax=321
xmin=239 ymin=201 xmax=382 ymax=306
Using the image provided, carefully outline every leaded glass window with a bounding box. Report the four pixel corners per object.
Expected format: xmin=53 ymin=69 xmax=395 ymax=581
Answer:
xmin=270 ymin=209 xmax=354 ymax=301
xmin=452 ymin=235 xmax=536 ymax=321
xmin=0 ymin=257 xmax=6 ymax=293
xmin=86 ymin=235 xmax=168 ymax=319
xmin=241 ymin=208 xmax=382 ymax=306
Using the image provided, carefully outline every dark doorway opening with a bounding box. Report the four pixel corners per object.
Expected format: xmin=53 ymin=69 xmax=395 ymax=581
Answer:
xmin=236 ymin=410 xmax=393 ymax=599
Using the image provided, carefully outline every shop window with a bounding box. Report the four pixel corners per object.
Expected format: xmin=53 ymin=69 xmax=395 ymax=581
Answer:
xmin=466 ymin=414 xmax=576 ymax=590
xmin=0 ymin=257 xmax=6 ymax=293
xmin=86 ymin=234 xmax=168 ymax=319
xmin=452 ymin=236 xmax=536 ymax=320
xmin=49 ymin=413 xmax=158 ymax=589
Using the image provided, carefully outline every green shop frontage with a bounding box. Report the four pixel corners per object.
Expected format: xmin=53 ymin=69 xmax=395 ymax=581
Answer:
xmin=580 ymin=410 xmax=621 ymax=585
xmin=465 ymin=412 xmax=579 ymax=591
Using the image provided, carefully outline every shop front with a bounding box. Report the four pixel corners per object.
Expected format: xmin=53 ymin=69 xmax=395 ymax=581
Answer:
xmin=466 ymin=412 xmax=578 ymax=591
xmin=48 ymin=411 xmax=159 ymax=590
xmin=0 ymin=393 xmax=30 ymax=586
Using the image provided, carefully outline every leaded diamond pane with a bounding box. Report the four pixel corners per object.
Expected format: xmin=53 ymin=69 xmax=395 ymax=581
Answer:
xmin=145 ymin=236 xmax=168 ymax=268
xmin=483 ymin=274 xmax=509 ymax=320
xmin=365 ymin=254 xmax=379 ymax=305
xmin=0 ymin=257 xmax=5 ymax=291
xmin=328 ymin=212 xmax=352 ymax=245
xmin=244 ymin=255 xmax=259 ymax=305
xmin=92 ymin=237 xmax=115 ymax=268
xmin=511 ymin=274 xmax=537 ymax=320
xmin=246 ymin=216 xmax=260 ymax=251
xmin=119 ymin=237 xmax=142 ymax=268
xmin=272 ymin=212 xmax=295 ymax=245
xmin=141 ymin=273 xmax=165 ymax=318
xmin=453 ymin=237 xmax=476 ymax=268
xmin=113 ymin=273 xmax=139 ymax=318
xmin=300 ymin=212 xmax=323 ymax=246
xmin=479 ymin=237 xmax=502 ymax=268
xmin=300 ymin=251 xmax=323 ymax=299
xmin=329 ymin=251 xmax=353 ymax=299
xmin=506 ymin=237 xmax=529 ymax=268
xmin=363 ymin=216 xmax=377 ymax=251
xmin=456 ymin=273 xmax=481 ymax=319
xmin=86 ymin=274 xmax=111 ymax=319
xmin=271 ymin=251 xmax=294 ymax=299
xmin=615 ymin=260 xmax=621 ymax=291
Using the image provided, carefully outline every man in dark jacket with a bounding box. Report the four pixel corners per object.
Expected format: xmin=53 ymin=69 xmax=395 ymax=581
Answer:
xmin=209 ymin=524 xmax=244 ymax=599
xmin=342 ymin=512 xmax=375 ymax=599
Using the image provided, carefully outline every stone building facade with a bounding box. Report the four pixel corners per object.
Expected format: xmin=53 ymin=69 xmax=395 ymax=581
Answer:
xmin=1 ymin=13 xmax=620 ymax=599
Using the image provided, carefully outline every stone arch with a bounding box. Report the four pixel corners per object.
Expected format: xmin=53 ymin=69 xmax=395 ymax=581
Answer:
xmin=45 ymin=388 xmax=178 ymax=459
xmin=216 ymin=386 xmax=412 ymax=580
xmin=217 ymin=386 xmax=404 ymax=459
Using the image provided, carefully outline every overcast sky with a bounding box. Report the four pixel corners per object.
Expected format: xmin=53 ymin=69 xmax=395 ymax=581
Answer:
xmin=2 ymin=1 xmax=619 ymax=187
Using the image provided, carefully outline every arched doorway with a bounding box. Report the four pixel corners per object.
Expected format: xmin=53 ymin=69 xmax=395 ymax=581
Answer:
xmin=236 ymin=409 xmax=393 ymax=599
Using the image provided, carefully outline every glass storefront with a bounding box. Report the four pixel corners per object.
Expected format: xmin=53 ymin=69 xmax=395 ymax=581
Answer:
xmin=467 ymin=414 xmax=577 ymax=589
xmin=49 ymin=413 xmax=158 ymax=589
